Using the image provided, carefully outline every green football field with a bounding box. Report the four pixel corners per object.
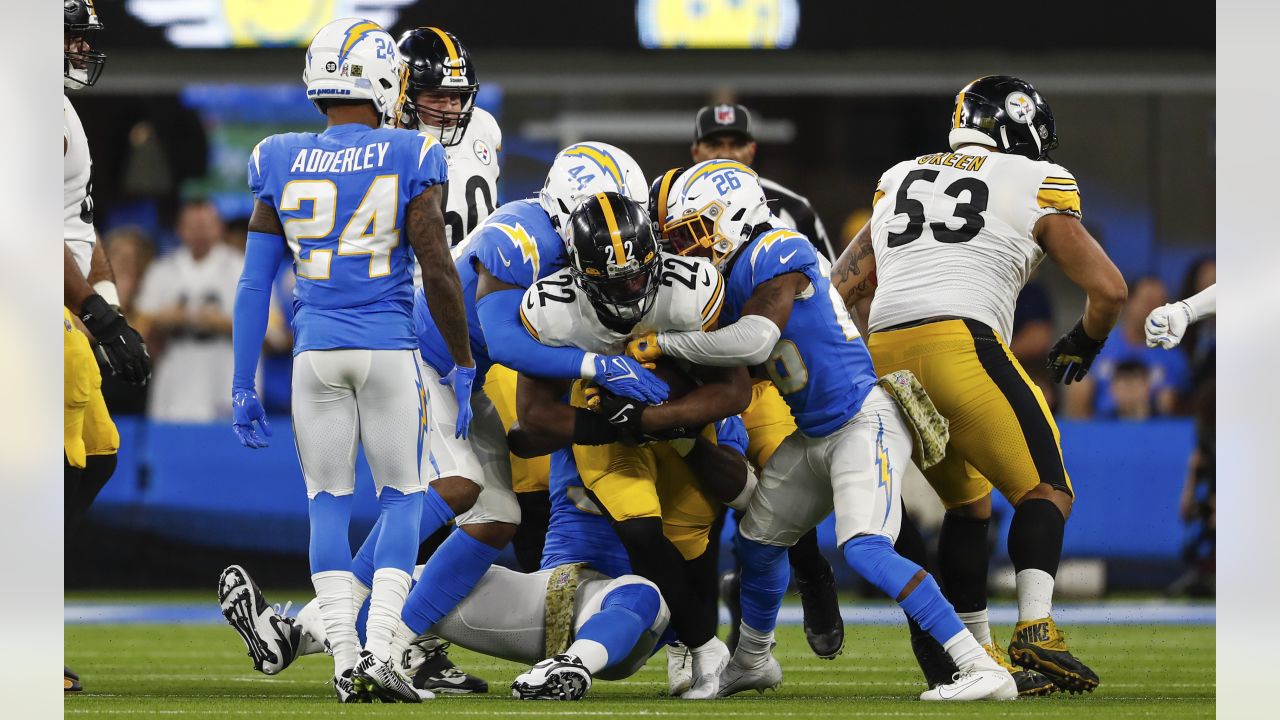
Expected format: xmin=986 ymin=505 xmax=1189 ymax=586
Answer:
xmin=65 ymin=621 xmax=1214 ymax=718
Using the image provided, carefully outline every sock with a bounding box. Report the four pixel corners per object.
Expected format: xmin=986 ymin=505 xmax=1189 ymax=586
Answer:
xmin=893 ymin=504 xmax=930 ymax=570
xmin=64 ymin=460 xmax=83 ymax=543
xmin=735 ymin=535 xmax=791 ymax=634
xmin=957 ymin=609 xmax=992 ymax=646
xmin=416 ymin=521 xmax=454 ymax=565
xmin=844 ymin=535 xmax=967 ymax=648
xmin=1016 ymin=569 xmax=1056 ymax=622
xmin=1008 ymin=498 xmax=1066 ymax=621
xmin=365 ymin=567 xmax=413 ymax=660
xmin=353 ymin=487 xmax=451 ymax=586
xmin=307 ymin=492 xmax=354 ymax=573
xmin=938 ymin=513 xmax=991 ymax=614
xmin=312 ymin=570 xmax=360 ymax=673
xmin=614 ymin=517 xmax=712 ymax=647
xmin=683 ymin=527 xmax=722 ymax=646
xmin=352 ymin=579 xmax=372 ymax=620
xmin=512 ymin=490 xmax=551 ymax=573
xmin=295 ymin=599 xmax=330 ymax=656
xmin=787 ymin=528 xmax=831 ymax=585
xmin=569 ymin=581 xmax=661 ymax=673
xmin=943 ymin=629 xmax=996 ymax=672
xmin=735 ymin=622 xmax=774 ymax=663
xmin=401 ymin=529 xmax=500 ymax=634
xmin=388 ymin=616 xmax=418 ymax=666
xmin=68 ymin=454 xmax=116 ymax=538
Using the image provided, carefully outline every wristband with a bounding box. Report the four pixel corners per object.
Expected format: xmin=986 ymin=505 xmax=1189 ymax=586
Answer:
xmin=93 ymin=280 xmax=120 ymax=309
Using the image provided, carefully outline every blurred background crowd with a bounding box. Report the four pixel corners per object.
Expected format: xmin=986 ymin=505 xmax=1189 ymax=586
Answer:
xmin=70 ymin=0 xmax=1214 ymax=598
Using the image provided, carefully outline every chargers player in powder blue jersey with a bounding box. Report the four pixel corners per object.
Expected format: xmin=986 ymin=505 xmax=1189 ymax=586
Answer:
xmin=386 ymin=143 xmax=681 ymax=662
xmin=228 ymin=18 xmax=476 ymax=704
xmin=631 ymin=160 xmax=1017 ymax=701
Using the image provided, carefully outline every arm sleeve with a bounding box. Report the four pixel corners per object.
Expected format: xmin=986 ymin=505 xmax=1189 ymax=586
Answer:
xmin=1183 ymin=283 xmax=1216 ymax=322
xmin=232 ymin=231 xmax=286 ymax=390
xmin=476 ymin=288 xmax=591 ymax=379
xmin=656 ymin=314 xmax=781 ymax=367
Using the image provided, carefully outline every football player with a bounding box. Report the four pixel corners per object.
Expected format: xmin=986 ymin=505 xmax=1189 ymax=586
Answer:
xmin=649 ymin=167 xmax=845 ymax=660
xmin=508 ymin=192 xmax=753 ymax=699
xmin=63 ymin=0 xmax=152 ymax=693
xmin=832 ymin=76 xmax=1128 ymax=694
xmin=631 ymin=159 xmax=1016 ymax=701
xmin=230 ymin=18 xmax=475 ymax=703
xmin=1146 ymin=283 xmax=1215 ymax=349
xmin=215 ymin=412 xmax=749 ymax=702
xmin=378 ymin=143 xmax=669 ymax=677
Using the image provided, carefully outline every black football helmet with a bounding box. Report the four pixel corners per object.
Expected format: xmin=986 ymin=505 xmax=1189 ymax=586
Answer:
xmin=949 ymin=75 xmax=1058 ymax=161
xmin=64 ymin=0 xmax=105 ymax=90
xmin=568 ymin=192 xmax=661 ymax=329
xmin=647 ymin=167 xmax=685 ymax=240
xmin=397 ymin=27 xmax=479 ymax=145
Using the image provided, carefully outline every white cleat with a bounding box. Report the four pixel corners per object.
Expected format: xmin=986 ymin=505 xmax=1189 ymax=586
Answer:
xmin=666 ymin=643 xmax=693 ymax=697
xmin=353 ymin=650 xmax=425 ymax=703
xmin=217 ymin=565 xmax=301 ymax=675
xmin=511 ymin=654 xmax=592 ymax=700
xmin=681 ymin=638 xmax=730 ymax=700
xmin=919 ymin=668 xmax=1018 ymax=701
xmin=717 ymin=651 xmax=783 ymax=697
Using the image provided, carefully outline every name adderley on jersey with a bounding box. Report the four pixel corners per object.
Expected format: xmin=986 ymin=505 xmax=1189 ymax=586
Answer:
xmin=64 ymin=96 xmax=95 ymax=277
xmin=866 ymin=146 xmax=1082 ymax=343
xmin=520 ymin=254 xmax=725 ymax=355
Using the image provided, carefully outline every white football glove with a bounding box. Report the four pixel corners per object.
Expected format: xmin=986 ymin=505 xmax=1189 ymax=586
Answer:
xmin=1144 ymin=301 xmax=1193 ymax=349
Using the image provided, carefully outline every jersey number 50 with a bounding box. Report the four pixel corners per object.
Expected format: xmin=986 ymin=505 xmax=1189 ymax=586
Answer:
xmin=886 ymin=170 xmax=989 ymax=248
xmin=281 ymin=176 xmax=401 ymax=280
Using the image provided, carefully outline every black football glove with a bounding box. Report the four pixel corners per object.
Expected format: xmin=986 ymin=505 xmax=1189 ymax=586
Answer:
xmin=1046 ymin=318 xmax=1106 ymax=385
xmin=589 ymin=387 xmax=647 ymax=437
xmin=80 ymin=294 xmax=152 ymax=385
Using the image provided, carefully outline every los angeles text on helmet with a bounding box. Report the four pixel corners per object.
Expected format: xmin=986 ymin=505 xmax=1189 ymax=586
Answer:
xmin=916 ymin=152 xmax=988 ymax=173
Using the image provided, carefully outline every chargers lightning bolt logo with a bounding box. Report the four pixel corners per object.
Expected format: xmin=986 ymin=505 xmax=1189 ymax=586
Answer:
xmin=875 ymin=415 xmax=893 ymax=527
xmin=494 ymin=223 xmax=539 ymax=278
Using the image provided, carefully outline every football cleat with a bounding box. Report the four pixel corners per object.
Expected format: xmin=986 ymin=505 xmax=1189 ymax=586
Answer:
xmin=354 ymin=650 xmax=425 ymax=703
xmin=984 ymin=643 xmax=1057 ymax=697
xmin=64 ymin=666 xmax=82 ymax=693
xmin=681 ymin=637 xmax=730 ymax=700
xmin=919 ymin=668 xmax=1018 ymax=701
xmin=719 ymin=570 xmax=742 ymax=653
xmin=909 ymin=623 xmax=960 ymax=689
xmin=511 ymin=654 xmax=592 ymax=700
xmin=666 ymin=642 xmax=693 ymax=696
xmin=217 ymin=565 xmax=302 ymax=675
xmin=1008 ymin=616 xmax=1100 ymax=693
xmin=404 ymin=637 xmax=489 ymax=694
xmin=334 ymin=668 xmax=369 ymax=704
xmin=717 ymin=650 xmax=783 ymax=697
xmin=795 ymin=566 xmax=844 ymax=659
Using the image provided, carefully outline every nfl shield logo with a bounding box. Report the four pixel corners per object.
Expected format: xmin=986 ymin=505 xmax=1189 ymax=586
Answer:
xmin=714 ymin=104 xmax=736 ymax=125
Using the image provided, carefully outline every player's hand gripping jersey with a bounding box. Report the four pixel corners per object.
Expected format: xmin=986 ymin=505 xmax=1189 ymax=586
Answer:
xmin=867 ymin=146 xmax=1081 ymax=342
xmin=249 ymin=127 xmax=448 ymax=352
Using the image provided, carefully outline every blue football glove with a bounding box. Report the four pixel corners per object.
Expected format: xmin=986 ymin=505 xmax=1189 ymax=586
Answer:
xmin=592 ymin=355 xmax=669 ymax=405
xmin=231 ymin=387 xmax=272 ymax=449
xmin=715 ymin=415 xmax=749 ymax=457
xmin=441 ymin=364 xmax=478 ymax=439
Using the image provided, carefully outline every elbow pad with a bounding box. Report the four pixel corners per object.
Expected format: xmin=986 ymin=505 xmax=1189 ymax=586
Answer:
xmin=657 ymin=314 xmax=781 ymax=367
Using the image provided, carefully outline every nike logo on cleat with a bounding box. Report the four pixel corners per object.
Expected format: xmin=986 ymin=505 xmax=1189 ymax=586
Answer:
xmin=937 ymin=677 xmax=982 ymax=699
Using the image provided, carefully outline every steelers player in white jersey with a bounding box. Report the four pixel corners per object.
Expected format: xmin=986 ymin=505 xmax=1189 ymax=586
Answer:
xmin=833 ymin=76 xmax=1128 ymax=695
xmin=510 ymin=192 xmax=753 ymax=699
xmin=62 ymin=0 xmax=152 ymax=693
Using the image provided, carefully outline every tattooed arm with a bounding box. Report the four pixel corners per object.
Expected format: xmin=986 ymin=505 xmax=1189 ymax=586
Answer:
xmin=831 ymin=222 xmax=877 ymax=334
xmin=408 ymin=184 xmax=474 ymax=367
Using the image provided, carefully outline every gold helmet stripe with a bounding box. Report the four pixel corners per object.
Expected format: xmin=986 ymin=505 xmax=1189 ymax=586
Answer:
xmin=655 ymin=168 xmax=680 ymax=234
xmin=595 ymin=192 xmax=628 ymax=265
xmin=425 ymin=27 xmax=461 ymax=77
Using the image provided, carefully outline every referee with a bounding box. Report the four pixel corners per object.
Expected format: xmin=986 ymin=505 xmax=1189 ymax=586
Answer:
xmin=690 ymin=104 xmax=836 ymax=260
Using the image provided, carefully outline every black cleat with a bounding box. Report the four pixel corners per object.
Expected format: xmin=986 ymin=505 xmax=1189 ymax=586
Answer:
xmin=405 ymin=637 xmax=489 ymax=694
xmin=984 ymin=642 xmax=1058 ymax=697
xmin=217 ymin=565 xmax=302 ymax=675
xmin=719 ymin=570 xmax=742 ymax=653
xmin=511 ymin=654 xmax=592 ymax=700
xmin=1008 ymin=617 xmax=1100 ymax=694
xmin=909 ymin=623 xmax=959 ymax=689
xmin=64 ymin=666 xmax=82 ymax=693
xmin=795 ymin=566 xmax=844 ymax=659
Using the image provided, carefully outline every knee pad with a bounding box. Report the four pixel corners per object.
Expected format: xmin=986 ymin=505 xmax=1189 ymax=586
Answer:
xmin=601 ymin=577 xmax=663 ymax=628
xmin=843 ymin=534 xmax=921 ymax=599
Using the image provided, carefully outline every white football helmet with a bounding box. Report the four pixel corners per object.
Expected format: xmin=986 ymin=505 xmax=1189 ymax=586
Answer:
xmin=303 ymin=18 xmax=407 ymax=127
xmin=662 ymin=159 xmax=770 ymax=270
xmin=539 ymin=142 xmax=647 ymax=243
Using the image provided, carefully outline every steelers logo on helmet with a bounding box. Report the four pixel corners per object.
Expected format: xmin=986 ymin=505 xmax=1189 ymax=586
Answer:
xmin=1005 ymin=92 xmax=1036 ymax=125
xmin=566 ymin=192 xmax=662 ymax=328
